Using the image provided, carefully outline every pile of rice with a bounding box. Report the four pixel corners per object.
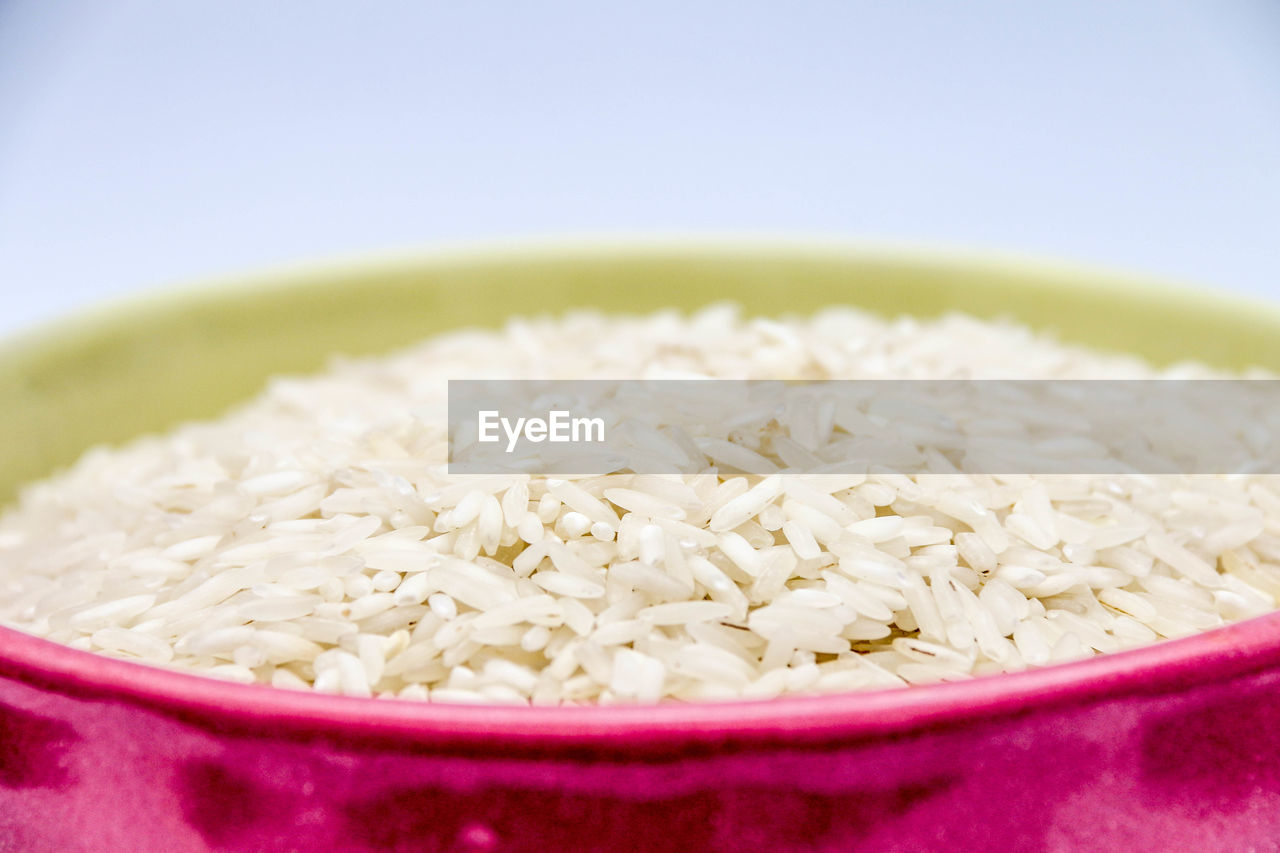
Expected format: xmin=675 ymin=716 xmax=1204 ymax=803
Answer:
xmin=2 ymin=305 xmax=1278 ymax=705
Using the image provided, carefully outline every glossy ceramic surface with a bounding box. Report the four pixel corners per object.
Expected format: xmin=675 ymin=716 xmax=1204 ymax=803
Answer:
xmin=3 ymin=244 xmax=1280 ymax=851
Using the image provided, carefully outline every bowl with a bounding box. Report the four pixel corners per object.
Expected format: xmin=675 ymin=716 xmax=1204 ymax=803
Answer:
xmin=4 ymin=242 xmax=1280 ymax=852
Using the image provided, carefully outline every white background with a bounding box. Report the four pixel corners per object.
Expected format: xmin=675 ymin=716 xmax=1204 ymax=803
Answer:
xmin=1 ymin=1 xmax=1277 ymax=336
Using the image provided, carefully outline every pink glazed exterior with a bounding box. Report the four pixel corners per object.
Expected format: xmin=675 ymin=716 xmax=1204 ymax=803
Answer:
xmin=4 ymin=608 xmax=1280 ymax=851
xmin=6 ymin=246 xmax=1280 ymax=852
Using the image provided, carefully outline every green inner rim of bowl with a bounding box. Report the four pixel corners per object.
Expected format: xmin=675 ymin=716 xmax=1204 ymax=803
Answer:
xmin=3 ymin=244 xmax=1279 ymax=505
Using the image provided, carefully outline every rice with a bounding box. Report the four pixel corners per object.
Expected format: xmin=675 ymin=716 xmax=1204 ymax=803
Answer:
xmin=1 ymin=304 xmax=1278 ymax=704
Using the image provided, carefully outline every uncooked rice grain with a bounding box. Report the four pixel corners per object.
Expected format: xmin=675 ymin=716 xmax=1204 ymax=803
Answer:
xmin=2 ymin=304 xmax=1279 ymax=704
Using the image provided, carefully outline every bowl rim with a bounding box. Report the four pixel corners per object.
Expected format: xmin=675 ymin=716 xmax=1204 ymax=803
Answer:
xmin=5 ymin=616 xmax=1280 ymax=751
xmin=6 ymin=238 xmax=1280 ymax=751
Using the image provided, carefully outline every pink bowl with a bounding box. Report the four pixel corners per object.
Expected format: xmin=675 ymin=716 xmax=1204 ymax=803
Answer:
xmin=6 ymin=245 xmax=1280 ymax=851
xmin=6 ymin=618 xmax=1280 ymax=851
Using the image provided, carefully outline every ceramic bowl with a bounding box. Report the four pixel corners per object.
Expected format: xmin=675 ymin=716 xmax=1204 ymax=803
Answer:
xmin=4 ymin=243 xmax=1280 ymax=852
